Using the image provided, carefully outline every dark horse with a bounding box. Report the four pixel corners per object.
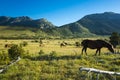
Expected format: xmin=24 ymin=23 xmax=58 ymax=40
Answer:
xmin=60 ymin=41 xmax=67 ymax=47
xmin=81 ymin=39 xmax=114 ymax=55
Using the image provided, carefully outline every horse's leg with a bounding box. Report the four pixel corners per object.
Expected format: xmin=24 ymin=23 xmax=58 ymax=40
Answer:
xmin=84 ymin=48 xmax=87 ymax=55
xmin=81 ymin=47 xmax=84 ymax=55
xmin=81 ymin=47 xmax=86 ymax=55
xmin=98 ymin=49 xmax=101 ymax=56
xmin=81 ymin=47 xmax=87 ymax=55
xmin=95 ymin=48 xmax=101 ymax=56
xmin=95 ymin=49 xmax=99 ymax=56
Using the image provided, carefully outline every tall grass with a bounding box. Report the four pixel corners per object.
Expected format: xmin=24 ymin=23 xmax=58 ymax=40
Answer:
xmin=0 ymin=39 xmax=120 ymax=80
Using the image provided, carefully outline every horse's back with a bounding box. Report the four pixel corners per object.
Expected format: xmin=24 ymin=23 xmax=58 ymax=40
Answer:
xmin=81 ymin=39 xmax=96 ymax=45
xmin=81 ymin=39 xmax=104 ymax=49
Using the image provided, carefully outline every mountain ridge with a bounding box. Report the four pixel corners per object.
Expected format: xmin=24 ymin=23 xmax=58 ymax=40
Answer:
xmin=0 ymin=12 xmax=120 ymax=38
xmin=77 ymin=12 xmax=120 ymax=35
xmin=0 ymin=16 xmax=55 ymax=29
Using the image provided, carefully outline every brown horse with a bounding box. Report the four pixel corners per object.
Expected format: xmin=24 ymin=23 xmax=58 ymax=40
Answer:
xmin=4 ymin=44 xmax=14 ymax=48
xmin=81 ymin=39 xmax=114 ymax=56
xmin=60 ymin=41 xmax=67 ymax=47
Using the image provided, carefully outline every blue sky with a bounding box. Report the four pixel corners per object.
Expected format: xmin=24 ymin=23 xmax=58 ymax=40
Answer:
xmin=0 ymin=0 xmax=120 ymax=26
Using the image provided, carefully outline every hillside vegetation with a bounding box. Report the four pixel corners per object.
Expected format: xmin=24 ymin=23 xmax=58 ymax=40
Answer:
xmin=78 ymin=12 xmax=120 ymax=35
xmin=0 ymin=26 xmax=36 ymax=39
xmin=1 ymin=12 xmax=120 ymax=38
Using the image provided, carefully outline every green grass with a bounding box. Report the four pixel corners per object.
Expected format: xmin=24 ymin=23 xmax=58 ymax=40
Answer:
xmin=0 ymin=26 xmax=35 ymax=38
xmin=0 ymin=39 xmax=120 ymax=80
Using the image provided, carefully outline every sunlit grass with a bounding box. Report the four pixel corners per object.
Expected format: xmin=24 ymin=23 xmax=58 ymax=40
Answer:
xmin=0 ymin=39 xmax=120 ymax=80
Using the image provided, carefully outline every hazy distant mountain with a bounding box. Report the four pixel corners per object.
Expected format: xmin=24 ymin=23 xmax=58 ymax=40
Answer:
xmin=0 ymin=16 xmax=55 ymax=29
xmin=77 ymin=12 xmax=120 ymax=35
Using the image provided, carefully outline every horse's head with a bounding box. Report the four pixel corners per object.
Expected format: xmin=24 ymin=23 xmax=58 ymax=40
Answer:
xmin=106 ymin=43 xmax=114 ymax=53
xmin=101 ymin=40 xmax=114 ymax=53
xmin=108 ymin=46 xmax=114 ymax=53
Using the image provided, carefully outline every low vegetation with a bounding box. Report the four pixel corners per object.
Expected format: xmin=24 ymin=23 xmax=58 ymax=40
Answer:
xmin=0 ymin=39 xmax=120 ymax=80
xmin=8 ymin=44 xmax=24 ymax=60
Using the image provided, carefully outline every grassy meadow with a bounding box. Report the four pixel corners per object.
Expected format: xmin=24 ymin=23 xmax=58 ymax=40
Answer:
xmin=0 ymin=38 xmax=120 ymax=80
xmin=0 ymin=26 xmax=36 ymax=39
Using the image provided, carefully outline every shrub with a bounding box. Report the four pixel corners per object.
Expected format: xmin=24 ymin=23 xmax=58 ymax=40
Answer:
xmin=49 ymin=51 xmax=57 ymax=57
xmin=8 ymin=44 xmax=24 ymax=60
xmin=20 ymin=41 xmax=28 ymax=47
xmin=34 ymin=39 xmax=39 ymax=42
xmin=39 ymin=40 xmax=43 ymax=44
xmin=38 ymin=50 xmax=45 ymax=55
xmin=49 ymin=51 xmax=57 ymax=60
xmin=0 ymin=51 xmax=10 ymax=64
xmin=109 ymin=32 xmax=120 ymax=48
xmin=75 ymin=42 xmax=81 ymax=47
xmin=31 ymin=40 xmax=39 ymax=43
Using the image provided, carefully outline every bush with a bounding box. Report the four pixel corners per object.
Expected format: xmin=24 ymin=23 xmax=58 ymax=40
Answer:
xmin=38 ymin=50 xmax=44 ymax=55
xmin=20 ymin=41 xmax=28 ymax=47
xmin=0 ymin=51 xmax=10 ymax=64
xmin=75 ymin=42 xmax=81 ymax=47
xmin=8 ymin=44 xmax=24 ymax=60
xmin=39 ymin=40 xmax=43 ymax=44
xmin=109 ymin=32 xmax=120 ymax=48
xmin=49 ymin=51 xmax=57 ymax=59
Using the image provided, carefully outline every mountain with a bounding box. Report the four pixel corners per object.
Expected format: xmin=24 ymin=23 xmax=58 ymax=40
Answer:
xmin=59 ymin=22 xmax=95 ymax=38
xmin=0 ymin=12 xmax=120 ymax=39
xmin=0 ymin=16 xmax=95 ymax=38
xmin=0 ymin=16 xmax=58 ymax=39
xmin=77 ymin=12 xmax=120 ymax=35
xmin=0 ymin=16 xmax=55 ymax=29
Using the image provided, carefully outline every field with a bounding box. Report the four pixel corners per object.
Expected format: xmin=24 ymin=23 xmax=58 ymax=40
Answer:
xmin=0 ymin=38 xmax=120 ymax=80
xmin=0 ymin=26 xmax=36 ymax=39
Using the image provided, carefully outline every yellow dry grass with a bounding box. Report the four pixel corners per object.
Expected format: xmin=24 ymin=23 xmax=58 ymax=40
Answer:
xmin=0 ymin=39 xmax=112 ymax=56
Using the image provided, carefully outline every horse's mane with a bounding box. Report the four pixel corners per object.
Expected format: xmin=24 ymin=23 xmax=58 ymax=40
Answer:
xmin=96 ymin=39 xmax=112 ymax=45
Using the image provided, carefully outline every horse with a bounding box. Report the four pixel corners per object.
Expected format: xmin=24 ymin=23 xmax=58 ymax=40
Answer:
xmin=81 ymin=39 xmax=114 ymax=56
xmin=39 ymin=43 xmax=45 ymax=47
xmin=4 ymin=44 xmax=14 ymax=48
xmin=60 ymin=41 xmax=67 ymax=47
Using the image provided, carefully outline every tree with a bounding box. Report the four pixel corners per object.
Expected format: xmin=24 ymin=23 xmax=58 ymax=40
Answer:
xmin=75 ymin=42 xmax=81 ymax=47
xmin=8 ymin=44 xmax=24 ymax=60
xmin=109 ymin=32 xmax=120 ymax=48
xmin=20 ymin=41 xmax=28 ymax=47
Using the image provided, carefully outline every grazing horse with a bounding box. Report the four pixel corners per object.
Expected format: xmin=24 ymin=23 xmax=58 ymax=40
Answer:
xmin=39 ymin=44 xmax=45 ymax=47
xmin=60 ymin=42 xmax=67 ymax=47
xmin=4 ymin=44 xmax=14 ymax=48
xmin=81 ymin=39 xmax=114 ymax=56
